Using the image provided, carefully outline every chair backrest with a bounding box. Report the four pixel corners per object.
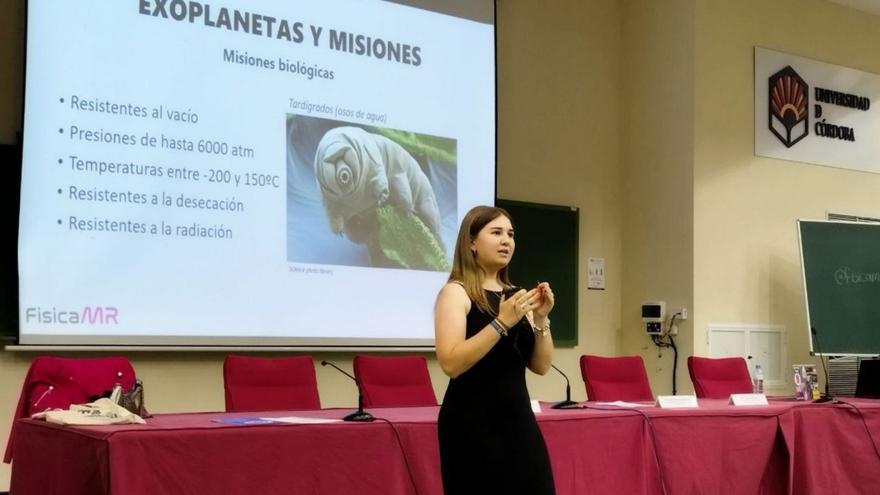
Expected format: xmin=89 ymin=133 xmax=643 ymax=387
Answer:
xmin=353 ymin=355 xmax=437 ymax=408
xmin=579 ymin=355 xmax=654 ymax=402
xmin=223 ymin=355 xmax=321 ymax=412
xmin=856 ymin=359 xmax=880 ymax=398
xmin=5 ymin=356 xmax=136 ymax=463
xmin=687 ymin=356 xmax=754 ymax=399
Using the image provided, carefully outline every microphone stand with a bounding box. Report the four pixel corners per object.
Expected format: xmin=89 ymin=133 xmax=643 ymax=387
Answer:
xmin=810 ymin=327 xmax=834 ymax=403
xmin=550 ymin=364 xmax=579 ymax=409
xmin=320 ymin=361 xmax=375 ymax=422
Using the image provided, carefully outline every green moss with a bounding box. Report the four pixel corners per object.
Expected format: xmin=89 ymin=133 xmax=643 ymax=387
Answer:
xmin=367 ymin=127 xmax=457 ymax=165
xmin=376 ymin=206 xmax=450 ymax=271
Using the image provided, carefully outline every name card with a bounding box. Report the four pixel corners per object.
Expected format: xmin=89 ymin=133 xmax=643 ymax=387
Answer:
xmin=531 ymin=399 xmax=542 ymax=413
xmin=655 ymin=395 xmax=698 ymax=408
xmin=729 ymin=393 xmax=769 ymax=406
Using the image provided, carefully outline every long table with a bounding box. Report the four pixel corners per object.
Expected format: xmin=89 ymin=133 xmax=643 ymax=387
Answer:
xmin=10 ymin=399 xmax=880 ymax=494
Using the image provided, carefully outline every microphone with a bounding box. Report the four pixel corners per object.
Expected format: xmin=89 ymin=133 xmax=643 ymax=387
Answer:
xmin=810 ymin=327 xmax=834 ymax=403
xmin=549 ymin=364 xmax=579 ymax=409
xmin=320 ymin=360 xmax=375 ymax=422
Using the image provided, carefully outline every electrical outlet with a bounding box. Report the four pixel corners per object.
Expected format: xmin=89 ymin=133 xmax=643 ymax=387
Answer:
xmin=669 ymin=324 xmax=678 ymax=336
xmin=680 ymin=307 xmax=688 ymax=320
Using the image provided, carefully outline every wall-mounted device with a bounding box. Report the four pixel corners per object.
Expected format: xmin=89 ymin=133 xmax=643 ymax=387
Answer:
xmin=642 ymin=301 xmax=666 ymax=335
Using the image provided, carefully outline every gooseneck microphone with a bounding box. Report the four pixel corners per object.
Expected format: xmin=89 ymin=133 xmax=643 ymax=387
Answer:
xmin=550 ymin=364 xmax=580 ymax=409
xmin=320 ymin=360 xmax=375 ymax=422
xmin=810 ymin=327 xmax=834 ymax=403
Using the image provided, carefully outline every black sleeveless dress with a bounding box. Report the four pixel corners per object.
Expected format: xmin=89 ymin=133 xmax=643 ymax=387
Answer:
xmin=437 ymin=290 xmax=556 ymax=495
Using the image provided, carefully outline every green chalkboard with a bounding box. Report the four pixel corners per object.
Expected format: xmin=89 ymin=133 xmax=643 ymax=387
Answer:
xmin=496 ymin=199 xmax=578 ymax=347
xmin=799 ymin=220 xmax=880 ymax=355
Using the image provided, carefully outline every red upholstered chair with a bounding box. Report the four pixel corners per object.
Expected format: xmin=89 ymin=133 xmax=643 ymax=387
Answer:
xmin=353 ymin=355 xmax=437 ymax=408
xmin=687 ymin=356 xmax=754 ymax=399
xmin=5 ymin=356 xmax=137 ymax=463
xmin=223 ymin=355 xmax=321 ymax=412
xmin=579 ymin=355 xmax=654 ymax=401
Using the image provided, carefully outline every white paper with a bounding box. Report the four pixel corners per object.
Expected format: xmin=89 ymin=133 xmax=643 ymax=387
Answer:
xmin=261 ymin=416 xmax=342 ymax=424
xmin=594 ymin=401 xmax=651 ymax=408
xmin=587 ymin=257 xmax=606 ymax=290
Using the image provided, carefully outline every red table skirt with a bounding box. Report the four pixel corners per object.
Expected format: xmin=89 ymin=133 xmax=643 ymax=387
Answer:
xmin=10 ymin=399 xmax=880 ymax=495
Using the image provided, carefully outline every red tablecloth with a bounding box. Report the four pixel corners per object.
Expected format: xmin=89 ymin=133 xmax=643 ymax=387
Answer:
xmin=10 ymin=399 xmax=880 ymax=495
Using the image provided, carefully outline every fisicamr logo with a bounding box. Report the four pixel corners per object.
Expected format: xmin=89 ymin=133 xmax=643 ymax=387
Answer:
xmin=769 ymin=66 xmax=809 ymax=148
xmin=24 ymin=306 xmax=119 ymax=324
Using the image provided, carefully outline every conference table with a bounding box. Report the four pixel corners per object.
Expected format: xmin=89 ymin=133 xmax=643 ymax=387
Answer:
xmin=9 ymin=399 xmax=880 ymax=494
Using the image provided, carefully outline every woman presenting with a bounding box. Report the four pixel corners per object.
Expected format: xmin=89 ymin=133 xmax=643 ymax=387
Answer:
xmin=435 ymin=205 xmax=556 ymax=495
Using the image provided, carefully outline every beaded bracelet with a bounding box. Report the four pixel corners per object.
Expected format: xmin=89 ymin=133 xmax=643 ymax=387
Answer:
xmin=533 ymin=319 xmax=551 ymax=337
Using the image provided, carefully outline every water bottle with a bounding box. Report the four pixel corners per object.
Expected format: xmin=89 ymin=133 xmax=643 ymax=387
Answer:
xmin=753 ymin=364 xmax=764 ymax=394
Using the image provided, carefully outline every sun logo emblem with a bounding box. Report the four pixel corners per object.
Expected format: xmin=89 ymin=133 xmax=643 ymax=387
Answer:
xmin=769 ymin=66 xmax=809 ymax=148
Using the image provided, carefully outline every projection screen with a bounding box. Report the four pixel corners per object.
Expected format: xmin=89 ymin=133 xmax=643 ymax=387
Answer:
xmin=17 ymin=0 xmax=496 ymax=347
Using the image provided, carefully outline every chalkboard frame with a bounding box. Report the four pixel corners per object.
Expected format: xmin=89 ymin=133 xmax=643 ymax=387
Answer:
xmin=798 ymin=219 xmax=880 ymax=357
xmin=495 ymin=199 xmax=578 ymax=347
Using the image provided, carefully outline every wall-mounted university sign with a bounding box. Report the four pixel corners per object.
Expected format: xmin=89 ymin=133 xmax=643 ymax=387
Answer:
xmin=755 ymin=47 xmax=879 ymax=174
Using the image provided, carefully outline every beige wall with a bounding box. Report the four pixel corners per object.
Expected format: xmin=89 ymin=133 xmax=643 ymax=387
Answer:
xmin=617 ymin=0 xmax=880 ymax=395
xmin=496 ymin=0 xmax=623 ymax=400
xmin=0 ymin=0 xmax=624 ymax=489
xmin=620 ymin=0 xmax=696 ymax=394
xmin=693 ymin=0 xmax=880 ymax=389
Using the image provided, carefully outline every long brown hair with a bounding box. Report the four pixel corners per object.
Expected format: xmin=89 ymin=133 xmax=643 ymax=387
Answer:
xmin=448 ymin=205 xmax=514 ymax=314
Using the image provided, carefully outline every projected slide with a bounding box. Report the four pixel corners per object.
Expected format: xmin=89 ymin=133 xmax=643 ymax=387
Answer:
xmin=18 ymin=0 xmax=494 ymax=345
